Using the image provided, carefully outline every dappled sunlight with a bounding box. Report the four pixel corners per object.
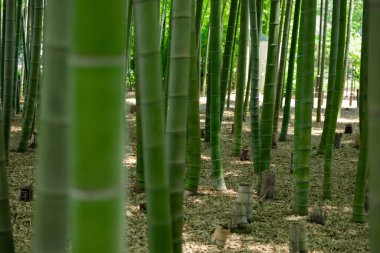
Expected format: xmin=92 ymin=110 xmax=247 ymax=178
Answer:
xmin=201 ymin=154 xmax=211 ymax=161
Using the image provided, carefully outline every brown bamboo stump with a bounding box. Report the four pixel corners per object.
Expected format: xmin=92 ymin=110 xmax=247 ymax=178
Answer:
xmin=289 ymin=223 xmax=308 ymax=253
xmin=308 ymin=206 xmax=327 ymax=225
xmin=231 ymin=123 xmax=234 ymax=134
xmin=344 ymin=124 xmax=353 ymax=134
xmin=129 ymin=104 xmax=136 ymax=114
xmin=260 ymin=170 xmax=276 ymax=199
xmin=240 ymin=147 xmax=250 ymax=161
xmin=209 ymin=224 xmax=230 ymax=249
xmin=19 ymin=186 xmax=33 ymax=202
xmin=200 ymin=128 xmax=205 ymax=139
xmin=334 ymin=132 xmax=343 ymax=149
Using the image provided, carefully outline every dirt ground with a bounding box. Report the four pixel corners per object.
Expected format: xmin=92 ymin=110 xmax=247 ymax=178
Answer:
xmin=8 ymin=96 xmax=369 ymax=252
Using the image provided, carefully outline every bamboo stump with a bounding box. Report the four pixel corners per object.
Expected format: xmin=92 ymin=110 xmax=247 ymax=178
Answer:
xmin=129 ymin=104 xmax=136 ymax=114
xmin=240 ymin=147 xmax=250 ymax=161
xmin=209 ymin=224 xmax=230 ymax=248
xmin=289 ymin=223 xmax=308 ymax=253
xmin=260 ymin=170 xmax=276 ymax=199
xmin=230 ymin=201 xmax=251 ymax=234
xmin=344 ymin=124 xmax=353 ymax=134
xmin=308 ymin=206 xmax=327 ymax=225
xmin=334 ymin=132 xmax=343 ymax=149
xmin=231 ymin=123 xmax=234 ymax=134
xmin=237 ymin=184 xmax=253 ymax=223
xmin=19 ymin=186 xmax=33 ymax=202
xmin=29 ymin=131 xmax=38 ymax=149
xmin=200 ymin=128 xmax=205 ymax=139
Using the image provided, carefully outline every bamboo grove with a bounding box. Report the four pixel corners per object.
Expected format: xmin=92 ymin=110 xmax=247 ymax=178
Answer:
xmin=0 ymin=0 xmax=378 ymax=252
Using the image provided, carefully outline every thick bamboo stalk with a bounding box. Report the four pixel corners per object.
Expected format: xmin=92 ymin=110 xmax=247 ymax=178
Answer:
xmin=17 ymin=0 xmax=44 ymax=152
xmin=210 ymin=0 xmax=226 ymax=190
xmin=318 ymin=0 xmax=342 ymax=155
xmin=316 ymin=0 xmax=329 ymax=122
xmin=352 ymin=0 xmax=368 ymax=223
xmin=368 ymin=0 xmax=380 ymax=251
xmin=185 ymin=0 xmax=202 ymax=194
xmin=134 ymin=0 xmax=173 ymax=251
xmin=258 ymin=0 xmax=281 ymax=187
xmin=166 ymin=0 xmax=192 ymax=250
xmin=233 ymin=0 xmax=249 ymax=156
xmin=69 ymin=1 xmax=127 ymax=252
xmin=3 ymin=0 xmax=16 ymax=159
xmin=293 ymin=0 xmax=317 ymax=216
xmin=31 ymin=1 xmax=69 ymax=252
xmin=220 ymin=0 xmax=239 ymax=118
xmin=323 ymin=0 xmax=347 ymax=200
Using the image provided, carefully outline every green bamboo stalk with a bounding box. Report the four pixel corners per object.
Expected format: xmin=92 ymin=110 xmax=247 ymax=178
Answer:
xmin=233 ymin=0 xmax=249 ymax=156
xmin=316 ymin=0 xmax=329 ymax=123
xmin=195 ymin=0 xmax=204 ymax=48
xmin=20 ymin=13 xmax=29 ymax=98
xmin=1 ymin=0 xmax=7 ymax=104
xmin=272 ymin=0 xmax=293 ymax=146
xmin=258 ymin=0 xmax=281 ymax=181
xmin=31 ymin=1 xmax=69 ymax=252
xmin=12 ymin=0 xmax=21 ymax=117
xmin=17 ymin=0 xmax=43 ymax=152
xmin=185 ymin=0 xmax=202 ymax=194
xmin=279 ymin=0 xmax=301 ymax=142
xmin=368 ymin=1 xmax=380 ymax=250
xmin=69 ymin=0 xmax=126 ymax=252
xmin=166 ymin=0 xmax=192 ymax=250
xmin=322 ymin=0 xmax=347 ymax=200
xmin=315 ymin=0 xmax=324 ymax=92
xmin=318 ymin=0 xmax=341 ymax=155
xmin=342 ymin=0 xmax=354 ymax=100
xmin=243 ymin=56 xmax=252 ymax=120
xmin=204 ymin=26 xmax=211 ymax=142
xmin=3 ymin=0 xmax=16 ymax=159
xmin=293 ymin=0 xmax=316 ymax=216
xmin=276 ymin=0 xmax=286 ymax=65
xmin=210 ymin=0 xmax=226 ymax=190
xmin=257 ymin=0 xmax=265 ymax=36
xmin=160 ymin=0 xmax=169 ymax=46
xmin=202 ymin=26 xmax=210 ymax=96
xmin=352 ymin=0 xmax=368 ymax=223
xmin=220 ymin=0 xmax=239 ymax=118
xmin=226 ymin=1 xmax=240 ymax=111
xmin=134 ymin=71 xmax=144 ymax=192
xmin=0 ymin=117 xmax=14 ymax=252
xmin=134 ymin=0 xmax=173 ymax=251
xmin=249 ymin=0 xmax=261 ymax=173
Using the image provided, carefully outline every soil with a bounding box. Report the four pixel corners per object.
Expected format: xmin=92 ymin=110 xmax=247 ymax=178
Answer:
xmin=8 ymin=96 xmax=369 ymax=252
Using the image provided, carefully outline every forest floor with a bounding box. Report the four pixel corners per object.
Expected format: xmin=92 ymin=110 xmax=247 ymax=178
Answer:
xmin=8 ymin=94 xmax=369 ymax=252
